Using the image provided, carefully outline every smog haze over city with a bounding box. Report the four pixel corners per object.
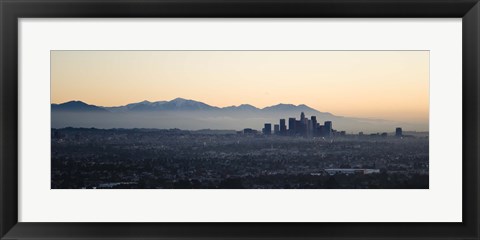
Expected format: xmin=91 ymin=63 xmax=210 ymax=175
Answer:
xmin=51 ymin=51 xmax=429 ymax=189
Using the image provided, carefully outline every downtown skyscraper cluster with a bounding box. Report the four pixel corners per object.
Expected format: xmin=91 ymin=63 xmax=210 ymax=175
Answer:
xmin=262 ymin=112 xmax=344 ymax=137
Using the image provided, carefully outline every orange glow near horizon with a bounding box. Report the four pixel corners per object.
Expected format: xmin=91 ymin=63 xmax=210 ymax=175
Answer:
xmin=51 ymin=51 xmax=429 ymax=123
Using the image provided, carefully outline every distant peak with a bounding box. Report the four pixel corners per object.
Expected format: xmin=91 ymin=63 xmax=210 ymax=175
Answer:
xmin=262 ymin=103 xmax=295 ymax=109
xmin=63 ymin=100 xmax=87 ymax=105
xmin=239 ymin=104 xmax=255 ymax=107
xmin=222 ymin=104 xmax=259 ymax=110
xmin=52 ymin=100 xmax=106 ymax=112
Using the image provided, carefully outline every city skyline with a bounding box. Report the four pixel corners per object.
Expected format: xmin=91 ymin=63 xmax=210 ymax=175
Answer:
xmin=259 ymin=111 xmax=406 ymax=137
xmin=51 ymin=51 xmax=429 ymax=124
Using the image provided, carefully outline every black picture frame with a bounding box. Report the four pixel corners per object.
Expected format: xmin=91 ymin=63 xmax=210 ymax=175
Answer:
xmin=1 ymin=0 xmax=479 ymax=239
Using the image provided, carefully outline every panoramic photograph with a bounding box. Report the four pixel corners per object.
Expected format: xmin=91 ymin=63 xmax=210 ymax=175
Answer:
xmin=51 ymin=50 xmax=429 ymax=189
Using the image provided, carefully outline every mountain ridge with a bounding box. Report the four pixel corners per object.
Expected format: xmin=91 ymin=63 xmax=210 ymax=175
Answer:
xmin=51 ymin=100 xmax=107 ymax=112
xmin=50 ymin=99 xmax=427 ymax=132
xmin=52 ymin=98 xmax=332 ymax=115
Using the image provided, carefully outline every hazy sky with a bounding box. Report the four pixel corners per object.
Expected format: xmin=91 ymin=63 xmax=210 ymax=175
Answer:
xmin=51 ymin=51 xmax=429 ymax=123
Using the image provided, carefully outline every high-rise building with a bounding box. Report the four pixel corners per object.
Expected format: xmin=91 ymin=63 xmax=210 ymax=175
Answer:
xmin=274 ymin=124 xmax=280 ymax=134
xmin=307 ymin=119 xmax=313 ymax=136
xmin=288 ymin=118 xmax=296 ymax=134
xmin=319 ymin=125 xmax=325 ymax=136
xmin=324 ymin=121 xmax=332 ymax=137
xmin=310 ymin=116 xmax=317 ymax=136
xmin=263 ymin=123 xmax=272 ymax=135
xmin=296 ymin=112 xmax=306 ymax=135
xmin=395 ymin=127 xmax=403 ymax=137
xmin=279 ymin=119 xmax=287 ymax=134
xmin=295 ymin=120 xmax=302 ymax=135
xmin=311 ymin=116 xmax=317 ymax=128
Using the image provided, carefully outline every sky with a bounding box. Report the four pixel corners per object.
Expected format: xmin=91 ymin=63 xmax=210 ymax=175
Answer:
xmin=51 ymin=51 xmax=429 ymax=124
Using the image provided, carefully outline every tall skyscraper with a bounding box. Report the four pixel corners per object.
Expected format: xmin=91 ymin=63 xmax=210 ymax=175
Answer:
xmin=307 ymin=119 xmax=313 ymax=136
xmin=311 ymin=116 xmax=317 ymax=135
xmin=296 ymin=112 xmax=306 ymax=135
xmin=288 ymin=118 xmax=296 ymax=134
xmin=295 ymin=120 xmax=302 ymax=135
xmin=395 ymin=127 xmax=403 ymax=137
xmin=311 ymin=116 xmax=317 ymax=128
xmin=319 ymin=125 xmax=325 ymax=136
xmin=274 ymin=124 xmax=280 ymax=135
xmin=263 ymin=123 xmax=272 ymax=135
xmin=279 ymin=119 xmax=287 ymax=134
xmin=324 ymin=121 xmax=332 ymax=137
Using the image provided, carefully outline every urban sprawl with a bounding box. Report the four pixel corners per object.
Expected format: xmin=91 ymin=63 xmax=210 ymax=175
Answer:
xmin=51 ymin=112 xmax=428 ymax=189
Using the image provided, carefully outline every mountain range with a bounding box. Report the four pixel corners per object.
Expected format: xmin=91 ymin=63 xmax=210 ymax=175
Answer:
xmin=51 ymin=98 xmax=427 ymax=133
xmin=52 ymin=98 xmax=328 ymax=114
